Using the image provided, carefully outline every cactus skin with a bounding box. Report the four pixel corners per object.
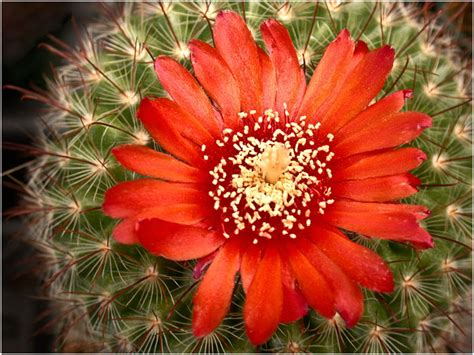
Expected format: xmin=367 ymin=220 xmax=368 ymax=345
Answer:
xmin=10 ymin=1 xmax=471 ymax=352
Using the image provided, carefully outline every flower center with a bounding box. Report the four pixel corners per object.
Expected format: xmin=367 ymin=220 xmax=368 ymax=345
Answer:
xmin=259 ymin=143 xmax=291 ymax=184
xmin=204 ymin=109 xmax=335 ymax=244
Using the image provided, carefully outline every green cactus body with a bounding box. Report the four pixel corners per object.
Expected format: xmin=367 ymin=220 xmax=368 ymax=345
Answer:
xmin=13 ymin=1 xmax=471 ymax=352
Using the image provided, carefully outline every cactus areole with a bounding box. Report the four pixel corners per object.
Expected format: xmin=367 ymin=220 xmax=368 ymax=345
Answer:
xmin=102 ymin=11 xmax=434 ymax=345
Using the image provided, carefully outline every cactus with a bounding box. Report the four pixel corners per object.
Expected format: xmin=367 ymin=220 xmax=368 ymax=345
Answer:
xmin=8 ymin=1 xmax=472 ymax=352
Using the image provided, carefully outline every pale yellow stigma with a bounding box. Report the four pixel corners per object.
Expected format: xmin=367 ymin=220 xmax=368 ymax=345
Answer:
xmin=258 ymin=143 xmax=291 ymax=184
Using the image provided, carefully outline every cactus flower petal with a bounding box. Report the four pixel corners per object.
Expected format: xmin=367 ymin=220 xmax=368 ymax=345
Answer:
xmin=325 ymin=200 xmax=433 ymax=245
xmin=336 ymin=89 xmax=415 ymax=142
xmin=260 ymin=18 xmax=305 ymax=114
xmin=280 ymin=258 xmax=308 ymax=323
xmin=189 ymin=39 xmax=241 ymax=128
xmin=244 ymin=245 xmax=283 ymax=345
xmin=240 ymin=244 xmax=261 ymax=293
xmin=332 ymin=173 xmax=421 ymax=202
xmin=112 ymin=217 xmax=139 ymax=245
xmin=103 ymin=10 xmax=434 ymax=346
xmin=103 ymin=179 xmax=206 ymax=218
xmin=334 ymin=148 xmax=427 ymax=180
xmin=296 ymin=237 xmax=363 ymax=327
xmin=257 ymin=47 xmax=277 ymax=111
xmin=214 ymin=11 xmax=263 ymax=113
xmin=316 ymin=45 xmax=395 ymax=134
xmin=137 ymin=98 xmax=209 ymax=164
xmin=192 ymin=239 xmax=241 ymax=338
xmin=112 ymin=144 xmax=205 ymax=183
xmin=154 ymin=56 xmax=222 ymax=137
xmin=286 ymin=245 xmax=336 ymax=319
xmin=309 ymin=226 xmax=395 ymax=292
xmin=137 ymin=219 xmax=225 ymax=261
xmin=334 ymin=112 xmax=432 ymax=156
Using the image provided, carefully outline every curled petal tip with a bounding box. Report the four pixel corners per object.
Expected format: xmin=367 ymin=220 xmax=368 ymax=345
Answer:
xmin=382 ymin=44 xmax=396 ymax=58
xmin=420 ymin=115 xmax=433 ymax=129
xmin=338 ymin=28 xmax=351 ymax=38
xmin=110 ymin=146 xmax=120 ymax=157
xmin=354 ymin=40 xmax=369 ymax=55
xmin=412 ymin=229 xmax=435 ymax=249
xmin=417 ymin=150 xmax=428 ymax=162
xmin=261 ymin=17 xmax=283 ymax=31
xmin=403 ymin=89 xmax=414 ymax=99
xmin=216 ymin=9 xmax=238 ymax=20
xmin=153 ymin=55 xmax=173 ymax=78
xmin=375 ymin=271 xmax=395 ymax=293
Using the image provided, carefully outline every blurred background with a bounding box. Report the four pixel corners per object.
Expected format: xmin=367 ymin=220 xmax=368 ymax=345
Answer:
xmin=1 ymin=1 xmax=472 ymax=353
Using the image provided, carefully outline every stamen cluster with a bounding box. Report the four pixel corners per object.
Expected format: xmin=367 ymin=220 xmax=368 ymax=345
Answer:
xmin=204 ymin=109 xmax=335 ymax=244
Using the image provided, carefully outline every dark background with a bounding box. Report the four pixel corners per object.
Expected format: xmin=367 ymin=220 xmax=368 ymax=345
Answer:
xmin=1 ymin=2 xmax=472 ymax=353
xmin=2 ymin=3 xmax=101 ymax=352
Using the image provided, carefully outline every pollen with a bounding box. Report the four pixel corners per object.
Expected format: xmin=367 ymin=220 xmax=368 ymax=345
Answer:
xmin=205 ymin=109 xmax=335 ymax=243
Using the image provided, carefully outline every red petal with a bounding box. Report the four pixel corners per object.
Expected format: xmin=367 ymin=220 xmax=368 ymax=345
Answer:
xmin=309 ymin=226 xmax=394 ymax=292
xmin=297 ymin=30 xmax=355 ymax=121
xmin=257 ymin=47 xmax=276 ymax=110
xmin=154 ymin=56 xmax=221 ymax=137
xmin=112 ymin=144 xmax=205 ymax=183
xmin=324 ymin=200 xmax=433 ymax=246
xmin=193 ymin=240 xmax=241 ymax=337
xmin=336 ymin=90 xmax=412 ymax=141
xmin=136 ymin=203 xmax=210 ymax=225
xmin=140 ymin=98 xmax=212 ymax=145
xmin=286 ymin=243 xmax=335 ymax=319
xmin=214 ymin=11 xmax=263 ymax=113
xmin=354 ymin=40 xmax=369 ymax=56
xmin=410 ymin=228 xmax=435 ymax=249
xmin=193 ymin=251 xmax=218 ymax=280
xmin=137 ymin=219 xmax=224 ymax=261
xmin=291 ymin=69 xmax=307 ymax=117
xmin=334 ymin=148 xmax=427 ymax=180
xmin=331 ymin=173 xmax=421 ymax=202
xmin=244 ymin=245 xmax=283 ymax=345
xmin=102 ymin=179 xmax=207 ymax=218
xmin=189 ymin=40 xmax=240 ymax=129
xmin=298 ymin=238 xmax=363 ymax=327
xmin=334 ymin=112 xmax=432 ymax=157
xmin=240 ymin=244 xmax=261 ymax=293
xmin=318 ymin=45 xmax=395 ymax=134
xmin=112 ymin=218 xmax=139 ymax=244
xmin=280 ymin=258 xmax=308 ymax=323
xmin=137 ymin=98 xmax=204 ymax=165
xmin=330 ymin=200 xmax=430 ymax=219
xmin=260 ymin=19 xmax=303 ymax=114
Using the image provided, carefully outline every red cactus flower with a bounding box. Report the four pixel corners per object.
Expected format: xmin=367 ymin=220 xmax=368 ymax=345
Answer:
xmin=103 ymin=11 xmax=433 ymax=345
